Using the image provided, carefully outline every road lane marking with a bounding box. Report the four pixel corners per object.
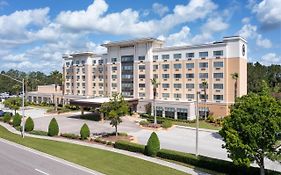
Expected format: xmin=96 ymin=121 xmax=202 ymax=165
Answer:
xmin=35 ymin=169 xmax=49 ymax=175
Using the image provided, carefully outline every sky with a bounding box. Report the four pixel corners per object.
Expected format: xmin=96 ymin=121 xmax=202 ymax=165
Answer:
xmin=0 ymin=0 xmax=280 ymax=73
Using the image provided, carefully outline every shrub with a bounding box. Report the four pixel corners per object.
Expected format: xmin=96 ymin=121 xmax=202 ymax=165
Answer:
xmin=161 ymin=120 xmax=172 ymax=129
xmin=207 ymin=115 xmax=215 ymax=123
xmin=114 ymin=140 xmax=145 ymax=154
xmin=29 ymin=130 xmax=48 ymax=136
xmin=106 ymin=141 xmax=113 ymax=146
xmin=61 ymin=133 xmax=80 ymax=139
xmin=25 ymin=117 xmax=34 ymax=132
xmin=144 ymin=132 xmax=160 ymax=157
xmin=80 ymin=123 xmax=90 ymax=140
xmin=94 ymin=138 xmax=107 ymax=144
xmin=3 ymin=113 xmax=12 ymax=123
xmin=48 ymin=118 xmax=59 ymax=136
xmin=139 ymin=120 xmax=150 ymax=126
xmin=80 ymin=113 xmax=101 ymax=121
xmin=12 ymin=113 xmax=22 ymax=127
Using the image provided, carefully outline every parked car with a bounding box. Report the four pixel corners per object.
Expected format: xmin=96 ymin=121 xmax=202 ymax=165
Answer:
xmin=0 ymin=110 xmax=4 ymax=117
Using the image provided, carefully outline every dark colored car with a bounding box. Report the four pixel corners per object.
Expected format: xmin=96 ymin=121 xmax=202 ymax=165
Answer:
xmin=0 ymin=110 xmax=4 ymax=117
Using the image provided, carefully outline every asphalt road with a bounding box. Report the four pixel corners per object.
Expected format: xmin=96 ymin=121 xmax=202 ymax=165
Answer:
xmin=0 ymin=139 xmax=102 ymax=175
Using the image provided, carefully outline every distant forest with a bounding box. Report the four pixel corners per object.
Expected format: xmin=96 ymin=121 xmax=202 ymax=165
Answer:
xmin=0 ymin=62 xmax=281 ymax=95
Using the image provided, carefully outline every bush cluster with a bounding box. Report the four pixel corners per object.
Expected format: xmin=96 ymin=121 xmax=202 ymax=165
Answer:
xmin=29 ymin=130 xmax=48 ymax=136
xmin=48 ymin=118 xmax=59 ymax=136
xmin=25 ymin=117 xmax=34 ymax=132
xmin=114 ymin=140 xmax=145 ymax=154
xmin=94 ymin=138 xmax=107 ymax=145
xmin=144 ymin=132 xmax=160 ymax=157
xmin=3 ymin=113 xmax=12 ymax=123
xmin=80 ymin=123 xmax=90 ymax=140
xmin=161 ymin=120 xmax=173 ymax=129
xmin=80 ymin=113 xmax=101 ymax=121
xmin=61 ymin=133 xmax=80 ymax=139
xmin=140 ymin=113 xmax=196 ymax=124
xmin=12 ymin=113 xmax=22 ymax=127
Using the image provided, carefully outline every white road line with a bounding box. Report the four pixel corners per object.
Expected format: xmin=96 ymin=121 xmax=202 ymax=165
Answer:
xmin=35 ymin=169 xmax=49 ymax=175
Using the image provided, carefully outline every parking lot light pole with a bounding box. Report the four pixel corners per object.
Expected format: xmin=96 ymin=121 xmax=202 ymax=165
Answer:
xmin=0 ymin=74 xmax=25 ymax=138
xmin=196 ymin=91 xmax=200 ymax=156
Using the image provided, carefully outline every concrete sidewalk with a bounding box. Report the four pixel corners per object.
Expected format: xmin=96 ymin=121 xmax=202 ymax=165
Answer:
xmin=0 ymin=122 xmax=210 ymax=175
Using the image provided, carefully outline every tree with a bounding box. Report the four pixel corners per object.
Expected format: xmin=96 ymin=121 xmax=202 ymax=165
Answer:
xmin=25 ymin=117 xmax=34 ymax=132
xmin=231 ymin=72 xmax=239 ymax=100
xmin=3 ymin=97 xmax=22 ymax=114
xmin=150 ymin=78 xmax=160 ymax=125
xmin=219 ymin=91 xmax=281 ymax=175
xmin=13 ymin=113 xmax=22 ymax=127
xmin=145 ymin=132 xmax=160 ymax=157
xmin=80 ymin=123 xmax=90 ymax=140
xmin=100 ymin=93 xmax=129 ymax=136
xmin=48 ymin=118 xmax=59 ymax=136
xmin=201 ymin=81 xmax=208 ymax=120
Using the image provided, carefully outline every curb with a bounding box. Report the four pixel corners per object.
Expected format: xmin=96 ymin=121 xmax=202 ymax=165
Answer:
xmin=175 ymin=125 xmax=219 ymax=133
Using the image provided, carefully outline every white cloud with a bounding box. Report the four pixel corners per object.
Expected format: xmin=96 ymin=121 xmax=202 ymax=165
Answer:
xmin=242 ymin=17 xmax=250 ymax=24
xmin=152 ymin=3 xmax=169 ymax=17
xmin=159 ymin=26 xmax=191 ymax=46
xmin=261 ymin=53 xmax=281 ymax=65
xmin=256 ymin=34 xmax=272 ymax=48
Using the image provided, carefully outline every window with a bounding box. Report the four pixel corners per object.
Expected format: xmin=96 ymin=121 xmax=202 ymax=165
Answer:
xmin=139 ymin=84 xmax=145 ymax=88
xmin=112 ymin=83 xmax=117 ymax=87
xmin=186 ymin=63 xmax=194 ymax=69
xmin=121 ymin=74 xmax=133 ymax=79
xmin=199 ymin=83 xmax=208 ymax=89
xmin=139 ymin=93 xmax=145 ymax=97
xmin=98 ymin=60 xmax=104 ymax=64
xmin=186 ymin=84 xmax=194 ymax=89
xmin=214 ymin=73 xmax=223 ymax=78
xmin=199 ymin=73 xmax=208 ymax=78
xmin=75 ymin=60 xmax=80 ymax=65
xmin=187 ymin=94 xmax=194 ymax=99
xmin=122 ymin=65 xmax=133 ymax=70
xmin=121 ymin=55 xmax=134 ymax=62
xmin=162 ymin=84 xmax=170 ymax=88
xmin=174 ymin=64 xmax=182 ymax=69
xmin=173 ymin=53 xmax=182 ymax=59
xmin=153 ymin=65 xmax=158 ymax=70
xmin=153 ymin=55 xmax=158 ymax=60
xmin=99 ymin=83 xmax=103 ymax=87
xmin=214 ymin=84 xmax=224 ymax=89
xmin=174 ymin=84 xmax=182 ymax=88
xmin=112 ymin=66 xmax=117 ymax=71
xmin=139 ymin=74 xmax=145 ymax=79
xmin=186 ymin=73 xmax=194 ymax=78
xmin=174 ymin=74 xmax=182 ymax=78
xmin=214 ymin=62 xmax=223 ymax=67
xmin=213 ymin=50 xmax=223 ymax=56
xmin=111 ymin=58 xmax=117 ymax=62
xmin=98 ymin=67 xmax=103 ymax=71
xmin=77 ymin=76 xmax=80 ymax=80
xmin=162 ymin=93 xmax=170 ymax=98
xmin=162 ymin=54 xmax=170 ymax=60
xmin=92 ymin=60 xmax=96 ymax=64
xmin=99 ymin=91 xmax=103 ymax=95
xmin=214 ymin=95 xmax=223 ymax=101
xmin=139 ymin=65 xmax=145 ymax=70
xmin=162 ymin=74 xmax=169 ymax=79
xmin=162 ymin=64 xmax=169 ymax=69
xmin=199 ymin=52 xmax=208 ymax=57
xmin=186 ymin=53 xmax=194 ymax=58
xmin=112 ymin=75 xmax=117 ymax=79
xmin=200 ymin=94 xmax=208 ymax=100
xmin=153 ymin=74 xmax=158 ymax=79
xmin=174 ymin=94 xmax=182 ymax=98
xmin=81 ymin=60 xmax=85 ymax=65
xmin=199 ymin=62 xmax=208 ymax=68
xmin=138 ymin=56 xmax=145 ymax=61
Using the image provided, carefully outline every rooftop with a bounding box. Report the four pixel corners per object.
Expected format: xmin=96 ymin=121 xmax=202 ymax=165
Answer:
xmin=101 ymin=37 xmax=164 ymax=47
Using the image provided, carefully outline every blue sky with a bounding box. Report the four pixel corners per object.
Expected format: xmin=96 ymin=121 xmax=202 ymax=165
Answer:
xmin=0 ymin=0 xmax=280 ymax=73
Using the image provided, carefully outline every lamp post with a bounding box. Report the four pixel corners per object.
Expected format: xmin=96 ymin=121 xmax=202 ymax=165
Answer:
xmin=196 ymin=91 xmax=200 ymax=156
xmin=1 ymin=74 xmax=25 ymax=138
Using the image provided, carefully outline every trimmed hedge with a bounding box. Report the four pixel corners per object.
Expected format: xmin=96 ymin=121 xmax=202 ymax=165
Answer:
xmin=3 ymin=113 xmax=12 ymax=123
xmin=161 ymin=120 xmax=173 ymax=129
xmin=25 ymin=117 xmax=34 ymax=132
xmin=144 ymin=132 xmax=160 ymax=157
xmin=141 ymin=113 xmax=196 ymax=124
xmin=80 ymin=123 xmax=90 ymax=140
xmin=114 ymin=140 xmax=145 ymax=154
xmin=48 ymin=118 xmax=59 ymax=136
xmin=61 ymin=133 xmax=80 ymax=139
xmin=13 ymin=113 xmax=22 ymax=127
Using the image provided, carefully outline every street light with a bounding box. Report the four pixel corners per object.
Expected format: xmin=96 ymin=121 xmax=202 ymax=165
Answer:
xmin=196 ymin=91 xmax=200 ymax=156
xmin=0 ymin=73 xmax=25 ymax=138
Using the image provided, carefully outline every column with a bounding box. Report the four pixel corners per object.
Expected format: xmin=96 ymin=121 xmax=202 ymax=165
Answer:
xmin=100 ymin=112 xmax=104 ymax=123
xmin=174 ymin=108 xmax=178 ymax=120
xmin=162 ymin=108 xmax=165 ymax=118
xmin=80 ymin=106 xmax=84 ymax=115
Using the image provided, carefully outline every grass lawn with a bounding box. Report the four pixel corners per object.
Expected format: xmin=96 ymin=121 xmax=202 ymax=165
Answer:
xmin=173 ymin=120 xmax=221 ymax=130
xmin=0 ymin=126 xmax=188 ymax=175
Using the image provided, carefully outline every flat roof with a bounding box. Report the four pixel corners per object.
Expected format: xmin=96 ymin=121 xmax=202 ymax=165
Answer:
xmin=101 ymin=37 xmax=164 ymax=47
xmin=70 ymin=97 xmax=139 ymax=107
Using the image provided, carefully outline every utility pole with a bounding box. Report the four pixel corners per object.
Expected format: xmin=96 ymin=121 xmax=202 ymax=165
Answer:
xmin=196 ymin=91 xmax=200 ymax=156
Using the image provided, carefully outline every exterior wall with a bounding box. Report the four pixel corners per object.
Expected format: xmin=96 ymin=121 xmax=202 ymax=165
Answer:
xmin=37 ymin=85 xmax=61 ymax=93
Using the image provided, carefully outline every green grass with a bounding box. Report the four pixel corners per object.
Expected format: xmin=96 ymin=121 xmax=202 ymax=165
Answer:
xmin=0 ymin=126 xmax=188 ymax=175
xmin=173 ymin=120 xmax=221 ymax=130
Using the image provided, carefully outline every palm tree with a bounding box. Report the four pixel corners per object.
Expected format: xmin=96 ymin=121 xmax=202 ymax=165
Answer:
xmin=201 ymin=81 xmax=208 ymax=120
xmin=231 ymin=73 xmax=239 ymax=101
xmin=150 ymin=78 xmax=160 ymax=125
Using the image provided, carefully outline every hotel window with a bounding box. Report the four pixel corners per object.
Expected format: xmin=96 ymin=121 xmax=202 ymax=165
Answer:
xmin=121 ymin=56 xmax=134 ymax=62
xmin=112 ymin=83 xmax=117 ymax=88
xmin=122 ymin=65 xmax=133 ymax=70
xmin=162 ymin=93 xmax=170 ymax=98
xmin=199 ymin=83 xmax=208 ymax=89
xmin=98 ymin=75 xmax=103 ymax=79
xmin=138 ymin=56 xmax=145 ymax=61
xmin=82 ymin=68 xmax=85 ymax=73
xmin=174 ymin=94 xmax=182 ymax=98
xmin=173 ymin=53 xmax=182 ymax=59
xmin=162 ymin=64 xmax=170 ymax=69
xmin=162 ymin=83 xmax=170 ymax=88
xmin=112 ymin=75 xmax=117 ymax=79
xmin=75 ymin=60 xmax=80 ymax=65
xmin=186 ymin=83 xmax=194 ymax=89
xmin=186 ymin=73 xmax=194 ymax=78
xmin=99 ymin=91 xmax=103 ymax=95
xmin=214 ymin=95 xmax=223 ymax=101
xmin=199 ymin=52 xmax=208 ymax=57
xmin=200 ymin=94 xmax=208 ymax=99
xmin=153 ymin=65 xmax=158 ymax=70
xmin=186 ymin=63 xmax=194 ymax=69
xmin=174 ymin=64 xmax=182 ymax=69
xmin=214 ymin=73 xmax=224 ymax=78
xmin=199 ymin=62 xmax=208 ymax=68
xmin=121 ymin=74 xmax=133 ymax=79
xmin=214 ymin=62 xmax=224 ymax=67
xmin=162 ymin=54 xmax=170 ymax=60
xmin=199 ymin=73 xmax=208 ymax=79
xmin=98 ymin=67 xmax=103 ymax=71
xmin=139 ymin=74 xmax=145 ymax=79
xmin=93 ymin=83 xmax=96 ymax=87
xmin=77 ymin=83 xmax=80 ymax=87
xmin=213 ymin=50 xmax=223 ymax=56
xmin=153 ymin=55 xmax=158 ymax=60
xmin=139 ymin=84 xmax=145 ymax=88
xmin=174 ymin=84 xmax=182 ymax=88
xmin=111 ymin=58 xmax=117 ymax=62
xmin=99 ymin=83 xmax=103 ymax=87
xmin=139 ymin=93 xmax=145 ymax=97
xmin=174 ymin=74 xmax=182 ymax=78
xmin=153 ymin=74 xmax=158 ymax=78
xmin=112 ymin=66 xmax=117 ymax=71
xmin=214 ymin=84 xmax=224 ymax=89
xmin=92 ymin=60 xmax=96 ymax=64
xmin=81 ymin=60 xmax=85 ymax=65
xmin=139 ymin=65 xmax=145 ymax=70
xmin=186 ymin=53 xmax=194 ymax=58
xmin=98 ymin=60 xmax=103 ymax=64
xmin=82 ymin=83 xmax=85 ymax=87
xmin=187 ymin=94 xmax=194 ymax=99
xmin=76 ymin=68 xmax=80 ymax=73
xmin=66 ymin=62 xmax=70 ymax=66
xmin=162 ymin=74 xmax=170 ymax=79
xmin=77 ymin=76 xmax=80 ymax=80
